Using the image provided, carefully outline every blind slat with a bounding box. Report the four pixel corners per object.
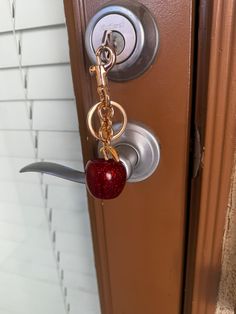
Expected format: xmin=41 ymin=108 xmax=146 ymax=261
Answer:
xmin=0 ymin=33 xmax=18 ymax=67
xmin=0 ymin=131 xmax=35 ymax=158
xmin=38 ymin=131 xmax=82 ymax=161
xmin=0 ymin=102 xmax=30 ymax=130
xmin=21 ymin=27 xmax=69 ymax=66
xmin=0 ymin=1 xmax=12 ymax=33
xmin=28 ymin=65 xmax=74 ymax=99
xmin=0 ymin=157 xmax=40 ymax=183
xmin=0 ymin=203 xmax=45 ymax=226
xmin=0 ymin=200 xmax=91 ymax=236
xmin=0 ymin=27 xmax=69 ymax=68
xmin=0 ymin=0 xmax=65 ymax=33
xmin=33 ymin=100 xmax=79 ymax=131
xmin=47 ymin=185 xmax=87 ymax=212
xmin=0 ymin=70 xmax=25 ymax=100
xmin=0 ymin=182 xmax=44 ymax=207
xmin=0 ymin=272 xmax=65 ymax=314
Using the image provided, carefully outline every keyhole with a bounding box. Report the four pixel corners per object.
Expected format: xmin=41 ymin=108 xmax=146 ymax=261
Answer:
xmin=111 ymin=31 xmax=125 ymax=56
xmin=100 ymin=31 xmax=126 ymax=65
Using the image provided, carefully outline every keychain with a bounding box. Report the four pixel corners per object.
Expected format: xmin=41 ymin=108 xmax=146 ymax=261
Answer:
xmin=19 ymin=29 xmax=160 ymax=199
xmin=85 ymin=34 xmax=128 ymax=199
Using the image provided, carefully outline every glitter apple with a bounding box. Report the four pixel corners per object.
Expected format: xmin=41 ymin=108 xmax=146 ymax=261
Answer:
xmin=85 ymin=159 xmax=126 ymax=199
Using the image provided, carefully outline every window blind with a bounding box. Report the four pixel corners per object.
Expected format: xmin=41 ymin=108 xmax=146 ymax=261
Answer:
xmin=0 ymin=1 xmax=100 ymax=313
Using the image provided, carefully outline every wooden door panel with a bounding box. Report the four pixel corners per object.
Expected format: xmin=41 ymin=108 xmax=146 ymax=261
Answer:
xmin=64 ymin=1 xmax=194 ymax=313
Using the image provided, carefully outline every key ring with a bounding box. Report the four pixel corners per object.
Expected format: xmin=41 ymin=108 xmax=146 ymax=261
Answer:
xmin=87 ymin=100 xmax=127 ymax=141
xmin=96 ymin=46 xmax=116 ymax=72
xmin=84 ymin=32 xmax=128 ymax=199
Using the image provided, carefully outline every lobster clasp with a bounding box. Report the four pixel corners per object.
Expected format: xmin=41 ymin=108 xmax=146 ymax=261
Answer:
xmin=89 ymin=30 xmax=116 ymax=87
xmin=89 ymin=45 xmax=116 ymax=88
xmin=89 ymin=63 xmax=108 ymax=89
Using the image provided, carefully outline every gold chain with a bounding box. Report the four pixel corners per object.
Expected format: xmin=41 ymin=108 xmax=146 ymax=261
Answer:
xmin=88 ymin=45 xmax=127 ymax=162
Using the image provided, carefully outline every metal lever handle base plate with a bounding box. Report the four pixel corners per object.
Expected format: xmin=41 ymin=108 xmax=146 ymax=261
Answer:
xmin=112 ymin=122 xmax=160 ymax=182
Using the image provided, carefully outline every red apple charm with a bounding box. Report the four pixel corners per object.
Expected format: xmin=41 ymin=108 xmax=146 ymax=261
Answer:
xmin=85 ymin=159 xmax=127 ymax=199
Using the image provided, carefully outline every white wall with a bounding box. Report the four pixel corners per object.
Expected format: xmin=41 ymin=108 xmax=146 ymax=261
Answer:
xmin=0 ymin=1 xmax=100 ymax=313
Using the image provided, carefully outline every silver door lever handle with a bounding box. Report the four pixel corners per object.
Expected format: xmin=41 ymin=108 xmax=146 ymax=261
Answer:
xmin=20 ymin=162 xmax=86 ymax=184
xmin=20 ymin=123 xmax=160 ymax=183
xmin=20 ymin=144 xmax=138 ymax=183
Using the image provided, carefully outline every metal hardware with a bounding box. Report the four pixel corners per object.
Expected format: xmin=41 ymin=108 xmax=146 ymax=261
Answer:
xmin=105 ymin=31 xmax=125 ymax=56
xmin=85 ymin=1 xmax=159 ymax=81
xmin=88 ymin=43 xmax=127 ymax=162
xmin=90 ymin=13 xmax=137 ymax=65
xmin=20 ymin=162 xmax=86 ymax=183
xmin=111 ymin=122 xmax=160 ymax=182
xmin=101 ymin=30 xmax=124 ymax=58
xmin=192 ymin=125 xmax=202 ymax=178
xmin=20 ymin=123 xmax=160 ymax=183
xmin=87 ymin=101 xmax=127 ymax=141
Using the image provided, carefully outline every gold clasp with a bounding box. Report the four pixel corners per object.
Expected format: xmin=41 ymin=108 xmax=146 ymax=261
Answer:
xmin=89 ymin=45 xmax=116 ymax=89
xmin=87 ymin=41 xmax=127 ymax=162
xmin=89 ymin=63 xmax=107 ymax=89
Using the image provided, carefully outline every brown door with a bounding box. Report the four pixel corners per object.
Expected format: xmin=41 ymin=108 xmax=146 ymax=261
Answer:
xmin=64 ymin=1 xmax=194 ymax=313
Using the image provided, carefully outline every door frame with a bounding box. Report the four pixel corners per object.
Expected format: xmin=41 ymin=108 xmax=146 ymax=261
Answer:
xmin=184 ymin=0 xmax=236 ymax=313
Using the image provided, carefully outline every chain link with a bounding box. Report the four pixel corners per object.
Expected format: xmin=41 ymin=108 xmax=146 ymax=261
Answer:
xmin=90 ymin=44 xmax=117 ymax=160
xmin=88 ymin=36 xmax=127 ymax=162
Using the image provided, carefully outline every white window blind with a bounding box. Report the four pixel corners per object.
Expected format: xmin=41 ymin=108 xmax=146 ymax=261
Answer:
xmin=0 ymin=1 xmax=101 ymax=314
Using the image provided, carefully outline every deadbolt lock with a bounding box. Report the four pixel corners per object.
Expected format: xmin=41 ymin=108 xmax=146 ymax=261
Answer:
xmin=85 ymin=0 xmax=159 ymax=81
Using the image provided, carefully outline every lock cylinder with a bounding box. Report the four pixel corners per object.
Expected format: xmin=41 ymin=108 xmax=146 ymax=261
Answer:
xmin=85 ymin=0 xmax=159 ymax=81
